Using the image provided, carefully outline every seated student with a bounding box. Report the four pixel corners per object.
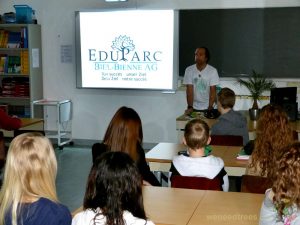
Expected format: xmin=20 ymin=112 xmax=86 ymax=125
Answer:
xmin=0 ymin=108 xmax=21 ymax=130
xmin=170 ymin=119 xmax=229 ymax=191
xmin=246 ymin=104 xmax=294 ymax=177
xmin=260 ymin=142 xmax=300 ymax=225
xmin=0 ymin=108 xmax=22 ymax=165
xmin=92 ymin=106 xmax=160 ymax=186
xmin=0 ymin=132 xmax=71 ymax=225
xmin=72 ymin=151 xmax=154 ymax=225
xmin=211 ymin=87 xmax=249 ymax=145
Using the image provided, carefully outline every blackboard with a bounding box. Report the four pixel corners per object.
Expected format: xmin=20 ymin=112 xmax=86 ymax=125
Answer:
xmin=179 ymin=7 xmax=300 ymax=78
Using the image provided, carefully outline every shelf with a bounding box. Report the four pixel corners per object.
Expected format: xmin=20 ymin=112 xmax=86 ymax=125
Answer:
xmin=0 ymin=48 xmax=28 ymax=51
xmin=0 ymin=24 xmax=43 ymax=118
xmin=0 ymin=74 xmax=29 ymax=76
xmin=0 ymin=96 xmax=30 ymax=100
xmin=0 ymin=24 xmax=31 ymax=28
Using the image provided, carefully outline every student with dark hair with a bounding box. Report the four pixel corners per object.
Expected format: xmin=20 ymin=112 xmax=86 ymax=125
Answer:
xmin=92 ymin=106 xmax=160 ymax=186
xmin=183 ymin=47 xmax=219 ymax=114
xmin=211 ymin=87 xmax=249 ymax=145
xmin=170 ymin=119 xmax=229 ymax=191
xmin=72 ymin=151 xmax=154 ymax=225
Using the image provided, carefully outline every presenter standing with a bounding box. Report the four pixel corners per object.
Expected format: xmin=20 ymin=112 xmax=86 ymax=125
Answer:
xmin=183 ymin=47 xmax=219 ymax=114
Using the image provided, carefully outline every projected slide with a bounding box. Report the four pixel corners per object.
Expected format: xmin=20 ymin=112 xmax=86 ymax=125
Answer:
xmin=76 ymin=10 xmax=176 ymax=90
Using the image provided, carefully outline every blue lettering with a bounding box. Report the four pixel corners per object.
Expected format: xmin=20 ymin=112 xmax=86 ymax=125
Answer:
xmin=89 ymin=49 xmax=96 ymax=61
xmin=131 ymin=52 xmax=140 ymax=62
xmin=153 ymin=51 xmax=162 ymax=61
xmin=99 ymin=51 xmax=108 ymax=61
xmin=144 ymin=51 xmax=151 ymax=61
xmin=110 ymin=51 xmax=119 ymax=62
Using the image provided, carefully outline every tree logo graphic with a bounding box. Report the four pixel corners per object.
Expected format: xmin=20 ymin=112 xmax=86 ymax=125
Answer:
xmin=111 ymin=35 xmax=135 ymax=61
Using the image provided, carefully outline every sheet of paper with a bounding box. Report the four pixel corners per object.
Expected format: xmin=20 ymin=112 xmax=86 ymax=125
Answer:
xmin=32 ymin=48 xmax=40 ymax=68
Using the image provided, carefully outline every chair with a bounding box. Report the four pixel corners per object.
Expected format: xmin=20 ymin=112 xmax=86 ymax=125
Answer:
xmin=210 ymin=135 xmax=243 ymax=146
xmin=240 ymin=175 xmax=272 ymax=194
xmin=14 ymin=130 xmax=45 ymax=137
xmin=0 ymin=131 xmax=5 ymax=170
xmin=170 ymin=175 xmax=221 ymax=191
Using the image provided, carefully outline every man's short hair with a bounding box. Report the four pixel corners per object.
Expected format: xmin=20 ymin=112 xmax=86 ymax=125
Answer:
xmin=218 ymin=87 xmax=236 ymax=109
xmin=184 ymin=119 xmax=209 ymax=150
xmin=199 ymin=46 xmax=210 ymax=63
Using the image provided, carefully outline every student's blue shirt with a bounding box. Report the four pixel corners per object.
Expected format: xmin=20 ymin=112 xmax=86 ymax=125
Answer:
xmin=5 ymin=197 xmax=71 ymax=225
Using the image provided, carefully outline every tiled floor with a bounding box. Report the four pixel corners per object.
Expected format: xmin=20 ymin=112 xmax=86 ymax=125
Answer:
xmin=55 ymin=146 xmax=92 ymax=212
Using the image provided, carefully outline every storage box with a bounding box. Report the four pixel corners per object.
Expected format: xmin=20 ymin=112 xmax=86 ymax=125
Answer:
xmin=14 ymin=5 xmax=33 ymax=24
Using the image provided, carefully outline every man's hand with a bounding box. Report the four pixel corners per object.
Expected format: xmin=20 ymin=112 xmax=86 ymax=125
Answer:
xmin=185 ymin=107 xmax=193 ymax=115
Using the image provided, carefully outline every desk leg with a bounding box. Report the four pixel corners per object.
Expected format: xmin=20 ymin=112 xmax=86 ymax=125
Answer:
xmin=154 ymin=171 xmax=162 ymax=184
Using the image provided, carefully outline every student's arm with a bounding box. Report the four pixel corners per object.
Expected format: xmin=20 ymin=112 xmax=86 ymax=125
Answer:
xmin=91 ymin=143 xmax=107 ymax=164
xmin=259 ymin=189 xmax=279 ymax=225
xmin=208 ymin=85 xmax=216 ymax=110
xmin=137 ymin=146 xmax=161 ymax=186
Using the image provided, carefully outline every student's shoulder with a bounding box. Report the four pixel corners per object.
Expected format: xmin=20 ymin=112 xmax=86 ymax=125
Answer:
xmin=123 ymin=211 xmax=155 ymax=225
xmin=37 ymin=198 xmax=71 ymax=222
xmin=173 ymin=153 xmax=189 ymax=162
xmin=73 ymin=209 xmax=101 ymax=224
xmin=206 ymin=155 xmax=225 ymax=166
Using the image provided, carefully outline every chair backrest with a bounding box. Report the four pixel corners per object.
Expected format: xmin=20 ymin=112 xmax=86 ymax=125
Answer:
xmin=240 ymin=175 xmax=272 ymax=194
xmin=14 ymin=130 xmax=45 ymax=137
xmin=210 ymin=135 xmax=243 ymax=146
xmin=0 ymin=131 xmax=5 ymax=169
xmin=171 ymin=175 xmax=221 ymax=191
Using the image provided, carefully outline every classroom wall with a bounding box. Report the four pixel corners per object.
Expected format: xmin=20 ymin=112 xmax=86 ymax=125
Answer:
xmin=1 ymin=0 xmax=300 ymax=144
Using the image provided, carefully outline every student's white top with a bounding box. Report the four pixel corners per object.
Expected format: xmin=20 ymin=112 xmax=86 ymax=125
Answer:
xmin=260 ymin=188 xmax=300 ymax=225
xmin=72 ymin=208 xmax=155 ymax=225
xmin=183 ymin=64 xmax=219 ymax=110
xmin=172 ymin=154 xmax=229 ymax=192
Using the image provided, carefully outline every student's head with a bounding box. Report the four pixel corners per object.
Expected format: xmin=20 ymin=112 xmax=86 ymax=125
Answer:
xmin=83 ymin=151 xmax=146 ymax=224
xmin=217 ymin=87 xmax=236 ymax=110
xmin=272 ymin=142 xmax=300 ymax=218
xmin=184 ymin=119 xmax=210 ymax=150
xmin=103 ymin=106 xmax=143 ymax=161
xmin=195 ymin=47 xmax=210 ymax=65
xmin=0 ymin=133 xmax=58 ymax=225
xmin=249 ymin=104 xmax=294 ymax=177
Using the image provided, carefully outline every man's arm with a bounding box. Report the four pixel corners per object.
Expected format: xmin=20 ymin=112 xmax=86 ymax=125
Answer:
xmin=208 ymin=85 xmax=217 ymax=110
xmin=185 ymin=84 xmax=194 ymax=114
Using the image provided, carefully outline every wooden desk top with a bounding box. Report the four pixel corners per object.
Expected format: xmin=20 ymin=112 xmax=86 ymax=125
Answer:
xmin=143 ymin=186 xmax=205 ymax=225
xmin=20 ymin=118 xmax=44 ymax=128
xmin=146 ymin=143 xmax=248 ymax=168
xmin=72 ymin=186 xmax=264 ymax=225
xmin=188 ymin=191 xmax=264 ymax=225
xmin=72 ymin=186 xmax=206 ymax=224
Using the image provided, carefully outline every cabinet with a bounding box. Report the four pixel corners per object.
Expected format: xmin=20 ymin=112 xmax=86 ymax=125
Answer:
xmin=0 ymin=24 xmax=43 ymax=118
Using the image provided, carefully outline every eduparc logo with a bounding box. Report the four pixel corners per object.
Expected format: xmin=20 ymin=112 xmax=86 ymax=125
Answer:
xmin=88 ymin=35 xmax=162 ymax=63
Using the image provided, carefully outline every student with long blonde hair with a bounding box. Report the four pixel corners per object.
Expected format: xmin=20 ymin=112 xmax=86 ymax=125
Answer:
xmin=0 ymin=133 xmax=71 ymax=225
